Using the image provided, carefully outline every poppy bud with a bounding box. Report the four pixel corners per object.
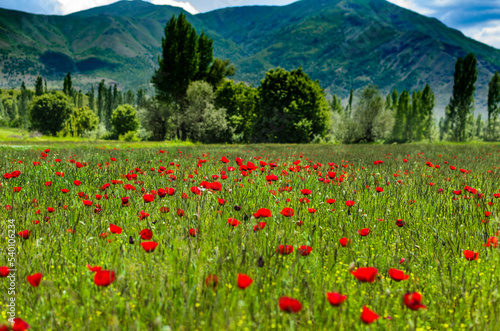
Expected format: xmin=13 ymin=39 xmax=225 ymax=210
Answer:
xmin=129 ymin=236 xmax=134 ymax=244
xmin=257 ymin=256 xmax=265 ymax=268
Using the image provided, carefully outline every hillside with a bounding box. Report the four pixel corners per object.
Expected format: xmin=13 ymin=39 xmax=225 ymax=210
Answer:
xmin=0 ymin=0 xmax=499 ymax=114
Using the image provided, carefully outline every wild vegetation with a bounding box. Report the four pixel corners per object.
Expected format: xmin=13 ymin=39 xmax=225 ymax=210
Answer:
xmin=1 ymin=143 xmax=499 ymax=330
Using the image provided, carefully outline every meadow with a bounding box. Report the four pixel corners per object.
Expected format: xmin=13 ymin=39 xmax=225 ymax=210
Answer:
xmin=1 ymin=143 xmax=499 ymax=330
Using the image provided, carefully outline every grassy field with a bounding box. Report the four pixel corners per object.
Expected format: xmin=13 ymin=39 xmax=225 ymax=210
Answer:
xmin=1 ymin=143 xmax=499 ymax=330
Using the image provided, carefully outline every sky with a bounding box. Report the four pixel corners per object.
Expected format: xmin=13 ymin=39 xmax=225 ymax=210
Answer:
xmin=0 ymin=0 xmax=499 ymax=48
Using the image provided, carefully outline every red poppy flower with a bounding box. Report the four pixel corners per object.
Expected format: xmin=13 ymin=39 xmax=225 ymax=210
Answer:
xmin=18 ymin=230 xmax=31 ymax=239
xmin=483 ymin=236 xmax=498 ymax=248
xmin=351 ymin=267 xmax=378 ymax=282
xmin=453 ymin=190 xmax=462 ymax=195
xmin=86 ymin=264 xmax=102 ymax=272
xmin=142 ymin=194 xmax=154 ymax=203
xmin=82 ymin=200 xmax=92 ymax=206
xmin=10 ymin=318 xmax=30 ymax=331
xmin=484 ymin=211 xmax=491 ymax=217
xmin=361 ymin=306 xmax=379 ymax=324
xmin=27 ymin=273 xmax=42 ymax=287
xmin=166 ymin=187 xmax=175 ymax=195
xmin=139 ymin=229 xmax=153 ymax=240
xmin=308 ymin=208 xmax=316 ymax=213
xmin=277 ymin=245 xmax=294 ymax=255
xmin=253 ymin=222 xmax=266 ymax=232
xmin=463 ymin=250 xmax=478 ymax=261
xmin=375 ymin=187 xmax=384 ymax=192
xmin=177 ymin=209 xmax=184 ymax=217
xmin=141 ymin=241 xmax=158 ymax=252
xmin=228 ymin=218 xmax=241 ymax=227
xmin=110 ymin=224 xmax=122 ymax=234
xmin=94 ymin=270 xmax=115 ymax=286
xmin=0 ymin=266 xmax=10 ymax=277
xmin=13 ymin=187 xmax=22 ymax=192
xmin=205 ymin=274 xmax=218 ymax=289
xmin=280 ymin=208 xmax=295 ymax=217
xmin=300 ymin=189 xmax=312 ymax=195
xmin=404 ymin=292 xmax=427 ymax=310
xmin=190 ymin=186 xmax=202 ymax=196
xmin=237 ymin=273 xmax=253 ymax=289
xmin=298 ymin=245 xmax=312 ymax=256
xmin=299 ymin=198 xmax=310 ymax=203
xmin=278 ymin=297 xmax=302 ymax=313
xmin=326 ymin=292 xmax=347 ymax=306
xmin=254 ymin=208 xmax=271 ymax=218
xmin=345 ymin=200 xmax=355 ymax=207
xmin=47 ymin=207 xmax=55 ymax=213
xmin=218 ymin=198 xmax=226 ymax=205
xmin=358 ymin=228 xmax=370 ymax=236
xmin=189 ymin=228 xmax=197 ymax=237
xmin=388 ymin=268 xmax=409 ymax=281
xmin=73 ymin=180 xmax=81 ymax=186
xmin=339 ymin=238 xmax=350 ymax=247
xmin=121 ymin=197 xmax=129 ymax=205
xmin=396 ymin=219 xmax=405 ymax=227
xmin=221 ymin=156 xmax=230 ymax=163
xmin=326 ymin=199 xmax=336 ymax=204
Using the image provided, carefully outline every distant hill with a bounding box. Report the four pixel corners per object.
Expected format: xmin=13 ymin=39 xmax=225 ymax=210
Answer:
xmin=0 ymin=0 xmax=499 ymax=115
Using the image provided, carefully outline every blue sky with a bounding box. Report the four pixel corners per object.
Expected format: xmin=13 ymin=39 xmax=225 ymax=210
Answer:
xmin=1 ymin=0 xmax=499 ymax=48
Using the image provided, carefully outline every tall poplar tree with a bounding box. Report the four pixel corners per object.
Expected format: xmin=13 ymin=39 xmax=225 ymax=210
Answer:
xmin=487 ymin=71 xmax=500 ymax=140
xmin=446 ymin=53 xmax=478 ymax=141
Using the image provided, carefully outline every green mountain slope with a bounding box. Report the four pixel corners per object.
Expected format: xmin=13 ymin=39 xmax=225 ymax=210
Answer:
xmin=0 ymin=0 xmax=499 ymax=114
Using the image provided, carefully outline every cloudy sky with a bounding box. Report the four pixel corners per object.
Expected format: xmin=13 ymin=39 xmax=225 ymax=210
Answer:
xmin=1 ymin=0 xmax=499 ymax=48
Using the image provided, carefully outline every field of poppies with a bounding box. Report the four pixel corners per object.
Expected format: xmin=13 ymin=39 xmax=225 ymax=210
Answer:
xmin=1 ymin=143 xmax=499 ymax=330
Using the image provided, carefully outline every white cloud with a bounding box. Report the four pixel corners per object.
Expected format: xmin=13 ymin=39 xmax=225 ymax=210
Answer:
xmin=50 ymin=0 xmax=197 ymax=15
xmin=386 ymin=0 xmax=434 ymax=16
xmin=464 ymin=20 xmax=500 ymax=49
xmin=148 ymin=0 xmax=198 ymax=14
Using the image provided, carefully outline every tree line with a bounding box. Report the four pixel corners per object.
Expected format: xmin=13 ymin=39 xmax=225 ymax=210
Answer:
xmin=1 ymin=13 xmax=499 ymax=143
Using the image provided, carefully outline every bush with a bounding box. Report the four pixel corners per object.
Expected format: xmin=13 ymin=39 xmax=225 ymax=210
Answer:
xmin=30 ymin=92 xmax=73 ymax=136
xmin=254 ymin=67 xmax=330 ymax=143
xmin=119 ymin=131 xmax=141 ymax=142
xmin=61 ymin=106 xmax=99 ymax=137
xmin=110 ymin=104 xmax=139 ymax=136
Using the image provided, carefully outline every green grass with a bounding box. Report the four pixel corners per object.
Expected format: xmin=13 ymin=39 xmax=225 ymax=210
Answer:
xmin=0 ymin=143 xmax=500 ymax=330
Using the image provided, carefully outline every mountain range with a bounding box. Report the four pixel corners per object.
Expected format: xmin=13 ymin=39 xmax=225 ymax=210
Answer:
xmin=0 ymin=0 xmax=499 ymax=115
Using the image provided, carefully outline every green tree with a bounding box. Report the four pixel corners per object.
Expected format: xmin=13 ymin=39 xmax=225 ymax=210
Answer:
xmin=63 ymin=73 xmax=73 ymax=97
xmin=30 ymin=92 xmax=73 ymax=135
xmin=62 ymin=106 xmax=99 ymax=137
xmin=193 ymin=30 xmax=213 ymax=82
xmin=35 ymin=76 xmax=44 ymax=96
xmin=392 ymin=90 xmax=409 ymax=142
xmin=105 ymin=86 xmax=113 ymax=129
xmin=215 ymin=80 xmax=259 ymax=143
xmin=446 ymin=53 xmax=478 ymax=141
xmin=136 ymin=89 xmax=147 ymax=109
xmin=19 ymin=81 xmax=32 ymax=129
xmin=138 ymin=98 xmax=176 ymax=141
xmin=151 ymin=14 xmax=234 ymax=140
xmin=205 ymin=58 xmax=236 ymax=89
xmin=125 ymin=90 xmax=135 ymax=106
xmin=487 ymin=71 xmax=500 ymax=140
xmin=349 ymin=84 xmax=392 ymax=143
xmin=420 ymin=84 xmax=435 ymax=140
xmin=346 ymin=88 xmax=354 ymax=118
xmin=254 ymin=67 xmax=330 ymax=143
xmin=87 ymin=86 xmax=95 ymax=111
xmin=97 ymin=80 xmax=106 ymax=123
xmin=111 ymin=104 xmax=140 ymax=137
xmin=152 ymin=13 xmax=199 ymax=105
xmin=185 ymin=81 xmax=227 ymax=143
xmin=330 ymin=94 xmax=344 ymax=114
